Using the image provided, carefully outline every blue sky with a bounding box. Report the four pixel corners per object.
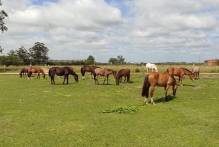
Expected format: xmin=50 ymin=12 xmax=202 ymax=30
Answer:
xmin=1 ymin=0 xmax=219 ymax=63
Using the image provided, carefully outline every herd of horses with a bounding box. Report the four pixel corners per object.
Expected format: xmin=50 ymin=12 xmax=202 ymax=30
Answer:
xmin=19 ymin=64 xmax=200 ymax=105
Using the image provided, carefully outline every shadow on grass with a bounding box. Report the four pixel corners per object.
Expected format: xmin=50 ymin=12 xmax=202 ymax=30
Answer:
xmin=154 ymin=95 xmax=176 ymax=104
xmin=182 ymin=84 xmax=196 ymax=87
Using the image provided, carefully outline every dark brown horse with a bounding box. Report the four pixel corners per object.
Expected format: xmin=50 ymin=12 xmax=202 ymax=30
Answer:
xmin=115 ymin=68 xmax=131 ymax=85
xmin=27 ymin=66 xmax=46 ymax=79
xmin=93 ymin=68 xmax=116 ymax=85
xmin=80 ymin=65 xmax=100 ymax=79
xmin=142 ymin=72 xmax=178 ymax=105
xmin=19 ymin=67 xmax=28 ymax=78
xmin=167 ymin=67 xmax=195 ymax=85
xmin=49 ymin=66 xmax=78 ymax=84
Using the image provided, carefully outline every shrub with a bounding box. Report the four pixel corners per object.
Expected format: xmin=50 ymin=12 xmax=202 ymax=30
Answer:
xmin=135 ymin=68 xmax=140 ymax=73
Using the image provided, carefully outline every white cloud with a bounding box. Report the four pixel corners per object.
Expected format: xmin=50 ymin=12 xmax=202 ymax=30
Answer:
xmin=0 ymin=0 xmax=219 ymax=62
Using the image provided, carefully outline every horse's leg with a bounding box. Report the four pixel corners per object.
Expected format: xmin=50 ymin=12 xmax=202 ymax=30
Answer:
xmin=107 ymin=75 xmax=109 ymax=85
xmin=150 ymin=86 xmax=156 ymax=105
xmin=172 ymin=84 xmax=177 ymax=96
xmin=66 ymin=75 xmax=69 ymax=84
xmin=63 ymin=75 xmax=66 ymax=84
xmin=164 ymin=85 xmax=170 ymax=101
xmin=50 ymin=76 xmax=53 ymax=84
xmin=144 ymin=97 xmax=149 ymax=105
xmin=103 ymin=76 xmax=106 ymax=85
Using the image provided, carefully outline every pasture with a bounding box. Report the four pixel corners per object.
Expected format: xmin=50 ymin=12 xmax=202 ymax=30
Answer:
xmin=0 ymin=72 xmax=219 ymax=146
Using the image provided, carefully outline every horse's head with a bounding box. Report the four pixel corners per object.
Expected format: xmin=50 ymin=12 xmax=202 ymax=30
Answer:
xmin=74 ymin=73 xmax=79 ymax=82
xmin=189 ymin=72 xmax=195 ymax=81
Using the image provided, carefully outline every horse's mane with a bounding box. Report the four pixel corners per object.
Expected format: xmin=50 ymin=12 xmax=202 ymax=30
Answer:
xmin=180 ymin=67 xmax=192 ymax=74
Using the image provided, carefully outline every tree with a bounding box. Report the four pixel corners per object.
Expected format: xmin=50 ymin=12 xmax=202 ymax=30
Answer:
xmin=16 ymin=46 xmax=30 ymax=65
xmin=0 ymin=46 xmax=3 ymax=53
xmin=108 ymin=56 xmax=126 ymax=65
xmin=117 ymin=55 xmax=125 ymax=64
xmin=0 ymin=0 xmax=8 ymax=32
xmin=85 ymin=55 xmax=95 ymax=65
xmin=109 ymin=57 xmax=118 ymax=64
xmin=29 ymin=42 xmax=49 ymax=65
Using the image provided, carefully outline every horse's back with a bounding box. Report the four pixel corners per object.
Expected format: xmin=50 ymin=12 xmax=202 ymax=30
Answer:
xmin=118 ymin=68 xmax=130 ymax=76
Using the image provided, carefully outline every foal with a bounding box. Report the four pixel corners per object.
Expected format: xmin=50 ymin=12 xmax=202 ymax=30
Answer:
xmin=93 ymin=68 xmax=116 ymax=85
xmin=115 ymin=68 xmax=131 ymax=85
xmin=27 ymin=66 xmax=46 ymax=79
xmin=167 ymin=67 xmax=195 ymax=85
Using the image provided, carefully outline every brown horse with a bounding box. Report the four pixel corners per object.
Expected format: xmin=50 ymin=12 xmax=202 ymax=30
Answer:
xmin=81 ymin=65 xmax=100 ymax=79
xmin=27 ymin=66 xmax=46 ymax=79
xmin=115 ymin=68 xmax=131 ymax=85
xmin=142 ymin=72 xmax=178 ymax=105
xmin=167 ymin=67 xmax=195 ymax=85
xmin=93 ymin=68 xmax=116 ymax=85
xmin=49 ymin=66 xmax=78 ymax=85
xmin=19 ymin=67 xmax=28 ymax=78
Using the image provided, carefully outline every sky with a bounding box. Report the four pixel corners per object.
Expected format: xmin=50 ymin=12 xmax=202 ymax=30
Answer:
xmin=0 ymin=0 xmax=219 ymax=63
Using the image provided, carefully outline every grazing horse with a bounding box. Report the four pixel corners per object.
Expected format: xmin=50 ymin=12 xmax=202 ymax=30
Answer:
xmin=27 ymin=66 xmax=46 ymax=79
xmin=115 ymin=68 xmax=131 ymax=85
xmin=146 ymin=63 xmax=158 ymax=72
xmin=142 ymin=72 xmax=178 ymax=105
xmin=192 ymin=65 xmax=200 ymax=79
xmin=93 ymin=68 xmax=116 ymax=85
xmin=167 ymin=67 xmax=195 ymax=85
xmin=19 ymin=67 xmax=28 ymax=78
xmin=49 ymin=66 xmax=78 ymax=85
xmin=81 ymin=65 xmax=100 ymax=79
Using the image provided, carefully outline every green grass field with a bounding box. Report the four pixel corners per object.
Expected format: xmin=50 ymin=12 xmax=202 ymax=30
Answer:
xmin=0 ymin=73 xmax=218 ymax=147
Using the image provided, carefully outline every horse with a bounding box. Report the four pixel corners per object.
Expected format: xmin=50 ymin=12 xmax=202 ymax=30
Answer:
xmin=115 ymin=68 xmax=131 ymax=85
xmin=142 ymin=72 xmax=178 ymax=105
xmin=192 ymin=65 xmax=200 ymax=79
xmin=167 ymin=67 xmax=195 ymax=85
xmin=93 ymin=68 xmax=116 ymax=85
xmin=81 ymin=65 xmax=100 ymax=79
xmin=27 ymin=66 xmax=46 ymax=79
xmin=19 ymin=67 xmax=28 ymax=78
xmin=146 ymin=63 xmax=158 ymax=72
xmin=48 ymin=66 xmax=78 ymax=85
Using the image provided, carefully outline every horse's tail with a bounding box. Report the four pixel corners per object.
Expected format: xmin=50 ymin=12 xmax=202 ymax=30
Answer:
xmin=19 ymin=69 xmax=23 ymax=78
xmin=81 ymin=67 xmax=85 ymax=76
xmin=116 ymin=75 xmax=120 ymax=85
xmin=142 ymin=75 xmax=150 ymax=97
xmin=127 ymin=72 xmax=130 ymax=82
xmin=48 ymin=69 xmax=51 ymax=77
xmin=72 ymin=71 xmax=79 ymax=82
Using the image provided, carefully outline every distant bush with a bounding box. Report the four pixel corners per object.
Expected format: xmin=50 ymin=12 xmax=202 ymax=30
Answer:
xmin=135 ymin=68 xmax=140 ymax=73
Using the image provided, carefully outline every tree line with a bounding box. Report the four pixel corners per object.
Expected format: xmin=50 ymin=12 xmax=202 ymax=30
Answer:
xmin=0 ymin=42 xmax=49 ymax=66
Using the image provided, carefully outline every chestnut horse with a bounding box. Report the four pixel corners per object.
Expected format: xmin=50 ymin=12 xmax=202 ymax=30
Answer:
xmin=142 ymin=72 xmax=178 ymax=105
xmin=49 ymin=66 xmax=78 ymax=85
xmin=93 ymin=68 xmax=116 ymax=85
xmin=81 ymin=65 xmax=100 ymax=79
xmin=115 ymin=68 xmax=131 ymax=85
xmin=19 ymin=67 xmax=28 ymax=78
xmin=167 ymin=67 xmax=195 ymax=85
xmin=27 ymin=66 xmax=46 ymax=79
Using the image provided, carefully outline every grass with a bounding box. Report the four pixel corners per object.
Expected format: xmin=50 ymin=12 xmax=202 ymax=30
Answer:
xmin=0 ymin=73 xmax=218 ymax=147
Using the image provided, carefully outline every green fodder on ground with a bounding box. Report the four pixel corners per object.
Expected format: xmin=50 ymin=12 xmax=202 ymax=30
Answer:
xmin=0 ymin=74 xmax=218 ymax=147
